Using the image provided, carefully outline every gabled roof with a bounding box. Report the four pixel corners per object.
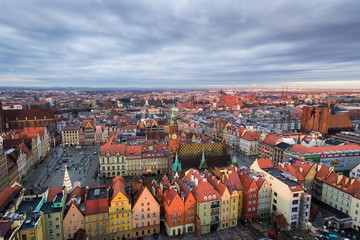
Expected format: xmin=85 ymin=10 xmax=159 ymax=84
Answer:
xmin=174 ymin=177 xmax=193 ymax=202
xmin=205 ymin=171 xmax=228 ymax=196
xmin=111 ymin=176 xmax=128 ymax=201
xmin=67 ymin=199 xmax=84 ymax=217
xmin=132 ymin=185 xmax=158 ymax=209
xmin=67 ymin=186 xmax=85 ymax=203
xmin=238 ymin=169 xmax=258 ymax=193
xmin=163 ymin=188 xmax=182 ymax=207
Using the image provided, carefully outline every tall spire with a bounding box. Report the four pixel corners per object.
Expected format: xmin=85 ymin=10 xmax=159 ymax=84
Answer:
xmin=172 ymin=152 xmax=182 ymax=172
xmin=63 ymin=165 xmax=72 ymax=192
xmin=199 ymin=150 xmax=207 ymax=170
xmin=231 ymin=155 xmax=237 ymax=166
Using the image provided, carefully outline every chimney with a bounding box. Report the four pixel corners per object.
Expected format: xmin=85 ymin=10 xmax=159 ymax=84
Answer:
xmin=299 ymin=167 xmax=303 ymax=173
xmin=195 ymin=177 xmax=198 ymax=186
xmin=191 ymin=174 xmax=194 ymax=182
xmin=203 ymin=178 xmax=207 ymax=183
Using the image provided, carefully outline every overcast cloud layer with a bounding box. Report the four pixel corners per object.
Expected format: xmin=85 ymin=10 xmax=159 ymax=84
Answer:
xmin=1 ymin=0 xmax=360 ymax=89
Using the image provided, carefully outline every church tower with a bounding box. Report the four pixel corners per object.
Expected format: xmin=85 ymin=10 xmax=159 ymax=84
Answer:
xmin=169 ymin=105 xmax=178 ymax=137
xmin=0 ymin=101 xmax=3 ymax=132
xmin=168 ymin=106 xmax=179 ymax=178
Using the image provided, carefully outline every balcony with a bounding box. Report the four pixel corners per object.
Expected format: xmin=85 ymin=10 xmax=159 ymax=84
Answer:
xmin=211 ymin=201 xmax=220 ymax=208
xmin=211 ymin=209 xmax=220 ymax=215
xmin=210 ymin=216 xmax=220 ymax=223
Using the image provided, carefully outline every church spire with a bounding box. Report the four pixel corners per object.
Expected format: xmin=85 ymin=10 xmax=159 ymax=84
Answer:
xmin=172 ymin=152 xmax=182 ymax=172
xmin=63 ymin=165 xmax=72 ymax=192
xmin=231 ymin=155 xmax=237 ymax=166
xmin=199 ymin=150 xmax=207 ymax=170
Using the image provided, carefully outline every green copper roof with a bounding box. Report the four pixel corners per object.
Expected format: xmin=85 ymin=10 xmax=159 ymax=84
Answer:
xmin=232 ymin=155 xmax=237 ymax=165
xmin=170 ymin=105 xmax=177 ymax=125
xmin=199 ymin=150 xmax=207 ymax=170
xmin=172 ymin=152 xmax=182 ymax=172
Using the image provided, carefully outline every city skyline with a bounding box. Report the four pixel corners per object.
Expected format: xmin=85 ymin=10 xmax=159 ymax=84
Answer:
xmin=1 ymin=0 xmax=360 ymax=89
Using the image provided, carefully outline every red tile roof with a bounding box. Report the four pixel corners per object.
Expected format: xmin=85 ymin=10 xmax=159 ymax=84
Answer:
xmin=315 ymin=164 xmax=332 ymax=180
xmin=328 ymin=114 xmax=353 ymax=129
xmin=126 ymin=145 xmax=142 ymax=156
xmin=100 ymin=144 xmax=125 ymax=156
xmin=23 ymin=127 xmax=45 ymax=138
xmin=47 ymin=187 xmax=63 ymax=202
xmin=0 ymin=185 xmax=22 ymax=212
xmin=111 ymin=177 xmax=127 ymax=200
xmin=292 ymin=161 xmax=314 ymax=177
xmin=256 ymin=158 xmax=274 ymax=169
xmin=276 ymin=163 xmax=305 ymax=182
xmin=262 ymin=134 xmax=280 ymax=146
xmin=289 ymin=144 xmax=360 ymax=155
xmin=85 ymin=186 xmax=108 ymax=215
xmin=241 ymin=131 xmax=261 ymax=141
xmin=238 ymin=169 xmax=258 ymax=193
xmin=163 ymin=188 xmax=182 ymax=207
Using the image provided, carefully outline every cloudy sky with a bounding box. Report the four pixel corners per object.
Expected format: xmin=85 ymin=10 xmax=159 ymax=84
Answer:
xmin=1 ymin=0 xmax=360 ymax=89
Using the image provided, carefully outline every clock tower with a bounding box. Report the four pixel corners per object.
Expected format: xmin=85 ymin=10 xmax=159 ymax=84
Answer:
xmin=169 ymin=106 xmax=179 ymax=156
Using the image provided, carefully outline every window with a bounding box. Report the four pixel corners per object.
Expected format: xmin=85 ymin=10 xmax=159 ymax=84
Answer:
xmin=293 ymin=193 xmax=299 ymax=198
xmin=292 ymin=200 xmax=298 ymax=205
xmin=249 ymin=195 xmax=252 ymax=199
xmin=292 ymin=207 xmax=298 ymax=212
xmin=73 ymin=226 xmax=76 ymax=230
xmin=49 ymin=221 xmax=52 ymax=227
xmin=67 ymin=227 xmax=70 ymax=231
xmin=204 ymin=205 xmax=207 ymax=209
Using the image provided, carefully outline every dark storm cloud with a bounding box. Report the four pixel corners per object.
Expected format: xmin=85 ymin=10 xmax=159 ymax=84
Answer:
xmin=0 ymin=0 xmax=360 ymax=88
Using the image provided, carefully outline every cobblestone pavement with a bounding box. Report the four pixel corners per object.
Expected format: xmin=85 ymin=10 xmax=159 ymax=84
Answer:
xmin=140 ymin=224 xmax=258 ymax=240
xmin=24 ymin=145 xmax=101 ymax=189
